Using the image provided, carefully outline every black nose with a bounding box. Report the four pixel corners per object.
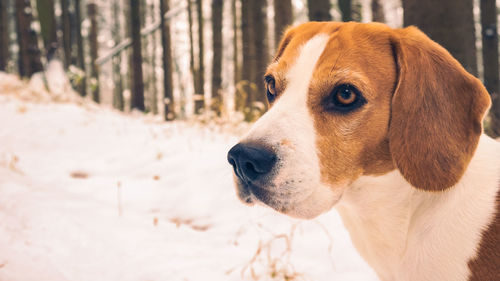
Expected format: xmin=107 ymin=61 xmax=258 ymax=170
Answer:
xmin=227 ymin=143 xmax=277 ymax=182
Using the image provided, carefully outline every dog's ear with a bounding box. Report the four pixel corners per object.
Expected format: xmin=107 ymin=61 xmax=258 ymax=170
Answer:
xmin=389 ymin=26 xmax=491 ymax=191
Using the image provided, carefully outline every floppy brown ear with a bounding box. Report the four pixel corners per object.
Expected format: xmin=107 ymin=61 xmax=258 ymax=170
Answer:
xmin=389 ymin=26 xmax=491 ymax=191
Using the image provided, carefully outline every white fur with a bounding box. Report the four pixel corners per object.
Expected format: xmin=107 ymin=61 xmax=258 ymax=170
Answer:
xmin=241 ymin=34 xmax=343 ymax=219
xmin=336 ymin=135 xmax=500 ymax=281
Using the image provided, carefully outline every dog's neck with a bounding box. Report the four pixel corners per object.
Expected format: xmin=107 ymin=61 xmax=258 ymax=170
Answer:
xmin=335 ymin=135 xmax=500 ymax=281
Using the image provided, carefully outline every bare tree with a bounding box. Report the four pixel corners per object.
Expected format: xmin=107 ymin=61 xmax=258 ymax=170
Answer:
xmin=129 ymin=0 xmax=145 ymax=111
xmin=339 ymin=0 xmax=351 ymax=21
xmin=61 ymin=0 xmax=71 ymax=69
xmin=307 ymin=0 xmax=330 ymax=21
xmin=161 ymin=0 xmax=175 ymax=120
xmin=233 ymin=0 xmax=245 ymax=114
xmin=149 ymin=0 xmax=158 ymax=114
xmin=403 ymin=0 xmax=477 ymax=76
xmin=87 ymin=2 xmax=100 ymax=102
xmin=75 ymin=0 xmax=86 ymax=96
xmin=112 ymin=0 xmax=124 ymax=110
xmin=371 ymin=0 xmax=385 ymax=22
xmin=15 ymin=0 xmax=43 ymax=77
xmin=480 ymin=0 xmax=500 ymax=136
xmin=194 ymin=0 xmax=205 ymax=114
xmin=36 ymin=0 xmax=58 ymax=60
xmin=0 ymin=0 xmax=9 ymax=71
xmin=274 ymin=0 xmax=293 ymax=49
xmin=252 ymin=0 xmax=268 ymax=106
xmin=211 ymin=0 xmax=223 ymax=116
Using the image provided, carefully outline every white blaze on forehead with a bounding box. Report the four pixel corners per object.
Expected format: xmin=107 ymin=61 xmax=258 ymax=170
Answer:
xmin=243 ymin=34 xmax=339 ymax=219
xmin=245 ymin=33 xmax=330 ymax=141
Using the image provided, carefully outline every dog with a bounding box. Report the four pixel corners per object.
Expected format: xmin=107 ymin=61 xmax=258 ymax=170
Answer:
xmin=227 ymin=22 xmax=499 ymax=281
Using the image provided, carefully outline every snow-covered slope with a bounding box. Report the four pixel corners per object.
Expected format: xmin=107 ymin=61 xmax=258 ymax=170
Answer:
xmin=0 ymin=95 xmax=377 ymax=281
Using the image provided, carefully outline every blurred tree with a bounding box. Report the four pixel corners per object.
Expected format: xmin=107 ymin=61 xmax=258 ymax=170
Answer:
xmin=187 ymin=0 xmax=198 ymax=109
xmin=307 ymin=0 xmax=331 ymax=21
xmin=75 ymin=0 xmax=87 ymax=96
xmin=339 ymin=0 xmax=361 ymax=22
xmin=241 ymin=0 xmax=256 ymax=117
xmin=61 ymin=0 xmax=71 ymax=69
xmin=0 ymin=0 xmax=8 ymax=71
xmin=480 ymin=0 xmax=500 ymax=136
xmin=161 ymin=0 xmax=175 ymax=120
xmin=211 ymin=0 xmax=223 ymax=116
xmin=112 ymin=0 xmax=124 ymax=111
xmin=252 ymin=0 xmax=268 ymax=108
xmin=149 ymin=0 xmax=158 ymax=115
xmin=87 ymin=2 xmax=100 ymax=102
xmin=351 ymin=0 xmax=362 ymax=21
xmin=194 ymin=0 xmax=205 ymax=114
xmin=233 ymin=0 xmax=246 ymax=114
xmin=403 ymin=0 xmax=478 ymax=76
xmin=36 ymin=0 xmax=58 ymax=60
xmin=15 ymin=0 xmax=43 ymax=77
xmin=129 ymin=0 xmax=145 ymax=110
xmin=274 ymin=0 xmax=293 ymax=49
xmin=339 ymin=0 xmax=351 ymax=21
xmin=371 ymin=0 xmax=385 ymax=23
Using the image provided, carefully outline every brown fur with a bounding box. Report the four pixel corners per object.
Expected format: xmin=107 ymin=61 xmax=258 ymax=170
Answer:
xmin=467 ymin=185 xmax=500 ymax=280
xmin=270 ymin=22 xmax=490 ymax=191
xmin=263 ymin=21 xmax=496 ymax=277
xmin=389 ymin=27 xmax=491 ymax=191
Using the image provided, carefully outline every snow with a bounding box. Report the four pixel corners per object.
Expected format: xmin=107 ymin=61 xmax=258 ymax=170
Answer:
xmin=0 ymin=85 xmax=378 ymax=280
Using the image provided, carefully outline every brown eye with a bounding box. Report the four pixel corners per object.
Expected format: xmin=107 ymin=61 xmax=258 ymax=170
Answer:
xmin=265 ymin=76 xmax=276 ymax=102
xmin=324 ymin=84 xmax=366 ymax=113
xmin=336 ymin=87 xmax=356 ymax=104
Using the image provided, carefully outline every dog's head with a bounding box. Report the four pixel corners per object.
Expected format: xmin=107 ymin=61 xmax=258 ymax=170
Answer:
xmin=227 ymin=22 xmax=491 ymax=219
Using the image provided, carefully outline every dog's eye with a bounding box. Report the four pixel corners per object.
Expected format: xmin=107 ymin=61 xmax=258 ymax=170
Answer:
xmin=265 ymin=76 xmax=276 ymax=103
xmin=325 ymin=84 xmax=366 ymax=113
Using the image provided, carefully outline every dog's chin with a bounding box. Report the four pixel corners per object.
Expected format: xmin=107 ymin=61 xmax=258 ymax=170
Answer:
xmin=234 ymin=178 xmax=342 ymax=219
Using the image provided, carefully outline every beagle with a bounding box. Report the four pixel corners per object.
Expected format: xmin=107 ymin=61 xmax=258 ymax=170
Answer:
xmin=227 ymin=22 xmax=500 ymax=281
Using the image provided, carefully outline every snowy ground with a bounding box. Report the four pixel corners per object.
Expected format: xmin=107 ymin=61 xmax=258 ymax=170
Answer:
xmin=0 ymin=92 xmax=378 ymax=280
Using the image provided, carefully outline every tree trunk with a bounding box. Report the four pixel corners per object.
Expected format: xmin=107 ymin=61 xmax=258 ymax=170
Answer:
xmin=241 ymin=0 xmax=256 ymax=119
xmin=15 ymin=0 xmax=43 ymax=78
xmin=161 ymin=0 xmax=175 ymax=120
xmin=87 ymin=2 xmax=100 ymax=102
xmin=307 ymin=0 xmax=330 ymax=21
xmin=150 ymin=0 xmax=158 ymax=115
xmin=0 ymin=0 xmax=9 ymax=71
xmin=233 ymin=0 xmax=245 ymax=114
xmin=112 ymin=0 xmax=124 ymax=111
xmin=75 ymin=0 xmax=86 ymax=96
xmin=129 ymin=0 xmax=145 ymax=111
xmin=194 ymin=0 xmax=205 ymax=114
xmin=36 ymin=0 xmax=58 ymax=60
xmin=187 ymin=0 xmax=200 ymax=113
xmin=211 ymin=0 xmax=223 ymax=116
xmin=140 ymin=0 xmax=150 ymax=112
xmin=274 ymin=0 xmax=292 ymax=49
xmin=403 ymin=0 xmax=478 ymax=76
xmin=371 ymin=0 xmax=385 ymax=22
xmin=251 ymin=0 xmax=268 ymax=108
xmin=61 ymin=0 xmax=71 ymax=69
xmin=480 ymin=0 xmax=500 ymax=137
xmin=339 ymin=0 xmax=351 ymax=22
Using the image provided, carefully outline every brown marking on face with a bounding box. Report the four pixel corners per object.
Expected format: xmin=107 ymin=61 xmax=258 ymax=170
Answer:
xmin=307 ymin=23 xmax=397 ymax=186
xmin=467 ymin=185 xmax=500 ymax=280
xmin=265 ymin=22 xmax=343 ymax=106
xmin=296 ymin=22 xmax=490 ymax=191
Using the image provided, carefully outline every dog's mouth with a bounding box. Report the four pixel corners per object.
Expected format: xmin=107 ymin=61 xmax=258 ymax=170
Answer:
xmin=235 ymin=179 xmax=294 ymax=212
